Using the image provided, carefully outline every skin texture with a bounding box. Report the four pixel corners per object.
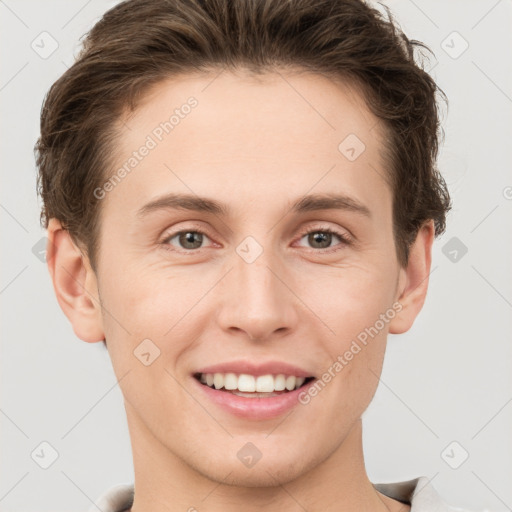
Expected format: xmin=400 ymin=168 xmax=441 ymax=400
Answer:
xmin=47 ymin=69 xmax=434 ymax=512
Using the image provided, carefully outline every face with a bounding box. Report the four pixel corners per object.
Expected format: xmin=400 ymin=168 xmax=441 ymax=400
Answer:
xmin=68 ymin=70 xmax=418 ymax=486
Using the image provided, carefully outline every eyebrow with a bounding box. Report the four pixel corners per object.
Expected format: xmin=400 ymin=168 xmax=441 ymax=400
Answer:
xmin=136 ymin=192 xmax=371 ymax=219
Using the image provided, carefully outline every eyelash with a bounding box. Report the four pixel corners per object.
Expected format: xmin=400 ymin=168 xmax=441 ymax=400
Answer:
xmin=160 ymin=224 xmax=353 ymax=255
xmin=296 ymin=226 xmax=353 ymax=253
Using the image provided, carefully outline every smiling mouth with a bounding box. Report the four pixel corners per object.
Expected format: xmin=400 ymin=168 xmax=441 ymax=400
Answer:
xmin=193 ymin=372 xmax=315 ymax=398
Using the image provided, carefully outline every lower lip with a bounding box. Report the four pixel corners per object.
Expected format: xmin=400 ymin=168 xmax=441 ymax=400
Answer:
xmin=192 ymin=377 xmax=316 ymax=420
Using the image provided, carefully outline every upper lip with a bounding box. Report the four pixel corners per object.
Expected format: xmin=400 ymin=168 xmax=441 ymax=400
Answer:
xmin=194 ymin=360 xmax=314 ymax=378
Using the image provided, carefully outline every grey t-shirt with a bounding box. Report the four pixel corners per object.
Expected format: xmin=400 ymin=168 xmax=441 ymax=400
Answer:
xmin=88 ymin=476 xmax=476 ymax=512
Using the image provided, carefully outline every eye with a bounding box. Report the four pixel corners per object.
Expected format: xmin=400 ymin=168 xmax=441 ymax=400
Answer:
xmin=160 ymin=225 xmax=352 ymax=254
xmin=162 ymin=230 xmax=212 ymax=251
xmin=296 ymin=226 xmax=352 ymax=252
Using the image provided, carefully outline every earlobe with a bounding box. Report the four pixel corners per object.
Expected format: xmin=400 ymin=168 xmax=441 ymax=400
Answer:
xmin=388 ymin=220 xmax=435 ymax=335
xmin=46 ymin=218 xmax=105 ymax=343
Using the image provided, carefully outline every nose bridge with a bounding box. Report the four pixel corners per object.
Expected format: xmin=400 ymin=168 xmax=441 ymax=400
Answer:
xmin=217 ymin=239 xmax=296 ymax=340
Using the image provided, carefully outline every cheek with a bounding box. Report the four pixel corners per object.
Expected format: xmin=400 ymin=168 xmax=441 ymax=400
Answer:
xmin=305 ymin=264 xmax=395 ymax=404
xmin=304 ymin=262 xmax=397 ymax=339
xmin=97 ymin=271 xmax=197 ymax=431
xmin=98 ymin=260 xmax=229 ymax=385
xmin=309 ymin=314 xmax=389 ymax=436
xmin=101 ymin=261 xmax=199 ymax=327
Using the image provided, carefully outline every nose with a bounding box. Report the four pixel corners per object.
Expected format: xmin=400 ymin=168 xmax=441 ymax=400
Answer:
xmin=216 ymin=247 xmax=298 ymax=342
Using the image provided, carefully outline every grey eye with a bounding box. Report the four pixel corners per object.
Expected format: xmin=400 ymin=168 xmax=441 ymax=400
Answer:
xmin=167 ymin=231 xmax=207 ymax=250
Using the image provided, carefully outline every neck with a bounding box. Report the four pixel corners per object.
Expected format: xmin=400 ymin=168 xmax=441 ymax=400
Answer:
xmin=125 ymin=402 xmax=401 ymax=512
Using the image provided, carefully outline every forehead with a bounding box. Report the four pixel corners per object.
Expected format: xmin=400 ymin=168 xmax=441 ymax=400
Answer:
xmin=103 ymin=69 xmax=391 ymax=222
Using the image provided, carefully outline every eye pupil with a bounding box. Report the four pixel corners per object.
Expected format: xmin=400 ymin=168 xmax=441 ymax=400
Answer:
xmin=179 ymin=231 xmax=203 ymax=249
xmin=309 ymin=232 xmax=331 ymax=249
xmin=166 ymin=228 xmax=344 ymax=253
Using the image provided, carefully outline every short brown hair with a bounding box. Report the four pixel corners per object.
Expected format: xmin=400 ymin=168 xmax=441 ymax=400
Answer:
xmin=35 ymin=0 xmax=451 ymax=272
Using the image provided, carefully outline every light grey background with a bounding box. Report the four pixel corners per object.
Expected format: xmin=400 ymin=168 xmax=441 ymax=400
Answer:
xmin=1 ymin=0 xmax=511 ymax=510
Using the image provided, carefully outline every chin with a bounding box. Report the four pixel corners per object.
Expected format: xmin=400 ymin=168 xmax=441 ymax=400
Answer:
xmin=187 ymin=448 xmax=317 ymax=489
xmin=205 ymin=464 xmax=304 ymax=488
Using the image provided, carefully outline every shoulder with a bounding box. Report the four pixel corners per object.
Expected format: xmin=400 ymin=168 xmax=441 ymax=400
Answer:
xmin=374 ymin=476 xmax=487 ymax=512
xmin=87 ymin=483 xmax=134 ymax=512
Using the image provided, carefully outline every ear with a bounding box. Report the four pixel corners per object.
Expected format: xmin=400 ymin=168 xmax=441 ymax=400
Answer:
xmin=388 ymin=220 xmax=435 ymax=334
xmin=46 ymin=218 xmax=105 ymax=343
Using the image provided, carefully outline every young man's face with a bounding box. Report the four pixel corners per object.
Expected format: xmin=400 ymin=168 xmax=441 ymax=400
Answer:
xmin=49 ymin=70 xmax=432 ymax=489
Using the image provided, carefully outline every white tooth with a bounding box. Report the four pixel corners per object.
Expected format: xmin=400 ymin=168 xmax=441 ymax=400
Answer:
xmin=213 ymin=373 xmax=224 ymax=389
xmin=285 ymin=375 xmax=296 ymax=391
xmin=256 ymin=374 xmax=274 ymax=392
xmin=274 ymin=374 xmax=286 ymax=391
xmin=203 ymin=372 xmax=305 ymax=393
xmin=224 ymin=373 xmax=238 ymax=390
xmin=238 ymin=374 xmax=256 ymax=392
